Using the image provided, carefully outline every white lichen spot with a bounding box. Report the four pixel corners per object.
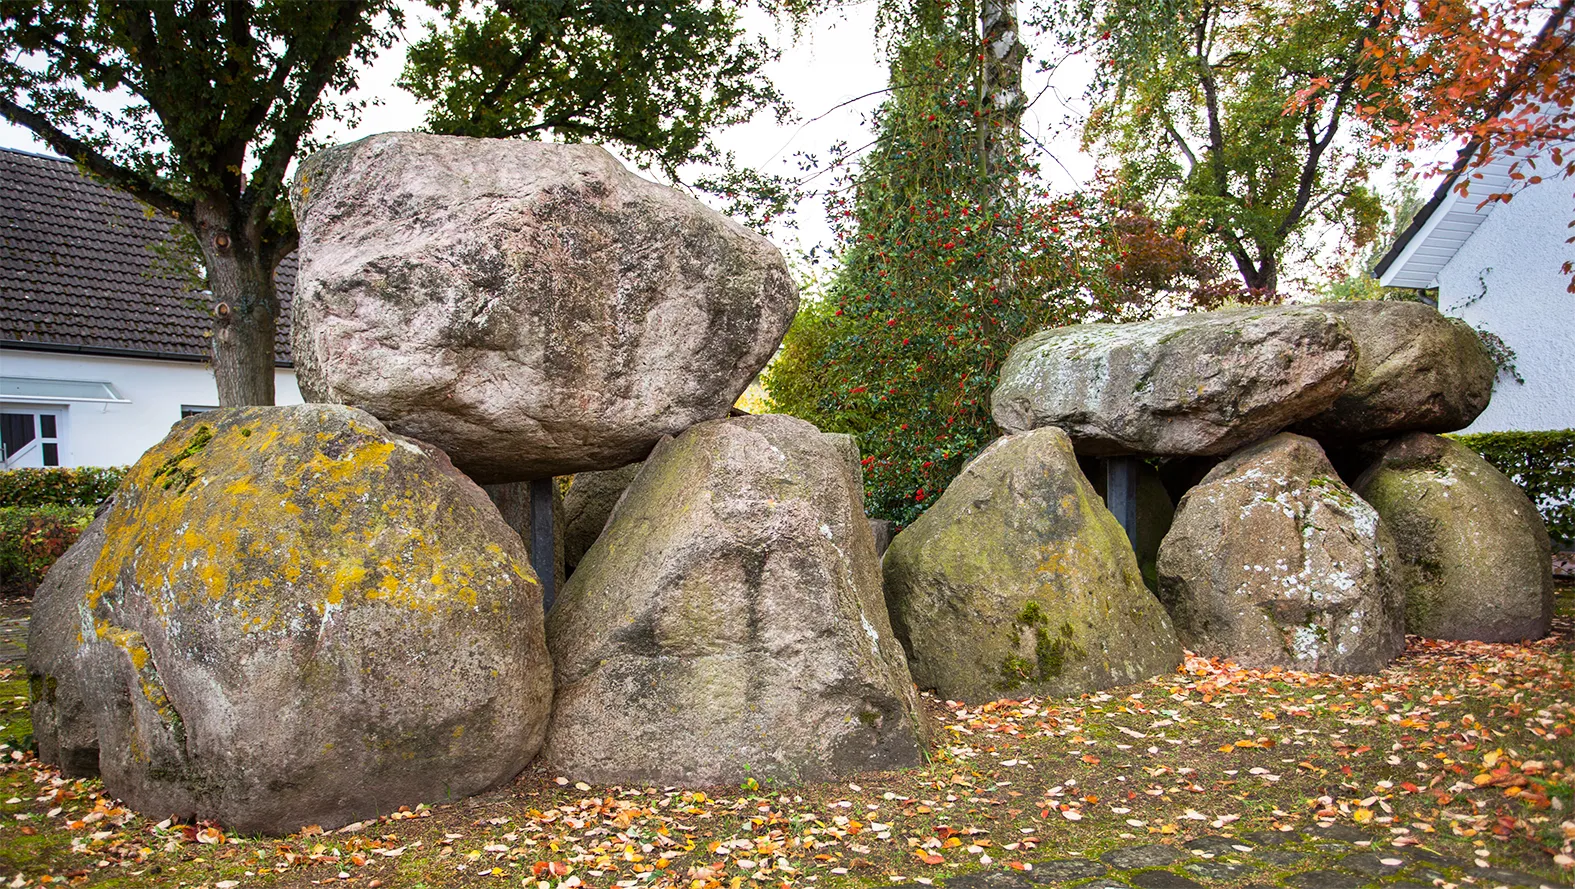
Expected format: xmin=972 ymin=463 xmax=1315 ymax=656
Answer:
xmin=1290 ymin=625 xmax=1323 ymax=662
xmin=860 ymin=612 xmax=881 ymax=655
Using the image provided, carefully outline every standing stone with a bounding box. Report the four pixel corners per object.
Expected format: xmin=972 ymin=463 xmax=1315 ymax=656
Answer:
xmin=486 ymin=480 xmax=566 ymax=593
xmin=1354 ymin=433 xmax=1553 ymax=641
xmin=1295 ymin=301 xmax=1496 ymax=441
xmin=1082 ymin=457 xmax=1176 ymax=592
xmin=544 ymin=415 xmax=925 ymax=785
xmin=992 ymin=307 xmax=1356 ymax=456
xmin=883 ymin=428 xmax=1181 ymax=703
xmin=868 ymin=519 xmax=896 ymax=557
xmin=290 ymin=133 xmax=798 ymax=482
xmin=1157 ymin=433 xmax=1405 ymax=673
xmin=80 ymin=406 xmax=553 ymax=834
xmin=27 ymin=505 xmax=112 ymax=778
xmin=561 ymin=462 xmax=642 ymax=574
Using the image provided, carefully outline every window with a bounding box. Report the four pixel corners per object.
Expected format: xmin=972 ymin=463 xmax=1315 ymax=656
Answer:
xmin=1 ymin=409 xmax=64 ymax=468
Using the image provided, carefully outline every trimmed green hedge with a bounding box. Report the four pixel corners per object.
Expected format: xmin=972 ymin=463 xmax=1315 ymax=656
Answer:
xmin=0 ymin=505 xmax=95 ymax=594
xmin=1452 ymin=429 xmax=1574 ymax=545
xmin=0 ymin=466 xmax=125 ymax=508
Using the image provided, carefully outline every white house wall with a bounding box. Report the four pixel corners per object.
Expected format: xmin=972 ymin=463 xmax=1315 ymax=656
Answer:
xmin=1435 ymin=177 xmax=1575 ymax=434
xmin=0 ymin=349 xmax=302 ymax=468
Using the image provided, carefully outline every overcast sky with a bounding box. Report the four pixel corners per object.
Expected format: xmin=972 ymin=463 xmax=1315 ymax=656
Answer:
xmin=0 ymin=1 xmax=1099 ymax=258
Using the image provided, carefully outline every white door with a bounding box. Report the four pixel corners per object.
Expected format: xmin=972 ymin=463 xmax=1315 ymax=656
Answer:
xmin=1 ymin=408 xmax=65 ymax=468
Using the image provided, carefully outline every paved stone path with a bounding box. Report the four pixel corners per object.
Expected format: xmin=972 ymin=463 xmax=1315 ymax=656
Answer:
xmin=882 ymin=825 xmax=1565 ymax=889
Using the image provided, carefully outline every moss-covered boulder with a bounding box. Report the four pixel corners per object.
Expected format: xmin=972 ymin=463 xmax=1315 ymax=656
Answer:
xmin=561 ymin=462 xmax=642 ymax=574
xmin=1157 ymin=433 xmax=1404 ymax=673
xmin=77 ymin=405 xmax=553 ymax=835
xmin=991 ymin=307 xmax=1356 ymax=456
xmin=883 ymin=428 xmax=1181 ymax=703
xmin=544 ymin=414 xmax=925 ymax=785
xmin=1295 ymin=302 xmax=1496 ymax=442
xmin=27 ymin=504 xmax=112 ymax=778
xmin=1354 ymin=433 xmax=1552 ymax=641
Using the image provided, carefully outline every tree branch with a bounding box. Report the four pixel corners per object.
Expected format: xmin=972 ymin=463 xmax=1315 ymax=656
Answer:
xmin=1164 ymin=118 xmax=1197 ymax=169
xmin=476 ymin=0 xmax=578 ymax=109
xmin=0 ymin=96 xmax=192 ymax=219
xmin=1273 ymin=3 xmax=1380 ymax=242
xmin=244 ymin=1 xmax=373 ymax=231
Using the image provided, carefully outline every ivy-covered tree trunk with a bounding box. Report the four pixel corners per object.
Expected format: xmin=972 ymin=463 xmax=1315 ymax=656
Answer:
xmin=762 ymin=10 xmax=1138 ymax=525
xmin=193 ymin=202 xmax=281 ymax=407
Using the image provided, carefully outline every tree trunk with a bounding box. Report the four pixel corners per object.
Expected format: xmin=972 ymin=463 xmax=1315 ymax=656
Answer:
xmin=979 ymin=0 xmax=1026 ymax=180
xmin=1236 ymin=254 xmax=1278 ymax=296
xmin=193 ymin=202 xmax=280 ymax=407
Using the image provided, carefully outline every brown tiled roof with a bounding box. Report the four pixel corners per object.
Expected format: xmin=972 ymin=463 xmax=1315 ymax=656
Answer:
xmin=0 ymin=147 xmax=294 ymax=364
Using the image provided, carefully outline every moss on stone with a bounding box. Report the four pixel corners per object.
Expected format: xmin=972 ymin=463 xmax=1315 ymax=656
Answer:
xmin=999 ymin=601 xmax=1087 ymax=690
xmin=150 ymin=425 xmax=214 ymax=494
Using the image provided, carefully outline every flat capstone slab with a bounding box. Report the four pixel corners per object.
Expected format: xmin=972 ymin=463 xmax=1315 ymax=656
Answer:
xmin=1241 ymin=830 xmax=1301 ymax=847
xmin=1183 ymin=835 xmax=1250 ymax=856
xmin=944 ymin=871 xmax=1031 ymax=889
xmin=1338 ymin=853 xmax=1404 ymax=877
xmin=1404 ymin=849 xmax=1463 ymax=867
xmin=1027 ymin=858 xmax=1109 ymax=882
xmin=931 ymin=840 xmax=1564 ymax=889
xmin=1474 ymin=867 xmax=1556 ymax=888
xmin=1129 ymin=870 xmax=1204 ymax=889
xmin=1101 ymin=845 xmax=1184 ymax=869
xmin=1309 ymin=824 xmax=1372 ymax=843
xmin=1184 ymin=860 xmax=1257 ymax=880
xmin=1283 ymin=870 xmax=1367 ymax=889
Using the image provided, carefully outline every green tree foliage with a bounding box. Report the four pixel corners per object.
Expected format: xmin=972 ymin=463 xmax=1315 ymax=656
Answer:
xmin=766 ymin=11 xmax=1148 ymax=525
xmin=1318 ymin=178 xmax=1427 ymax=302
xmin=0 ymin=0 xmax=404 ymax=406
xmin=1042 ymin=0 xmax=1389 ymax=294
xmin=402 ymin=0 xmax=810 ymax=228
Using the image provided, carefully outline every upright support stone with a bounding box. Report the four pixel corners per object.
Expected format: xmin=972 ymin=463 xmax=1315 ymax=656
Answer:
xmin=530 ymin=478 xmax=557 ymax=611
xmin=1104 ymin=456 xmax=1139 ymax=547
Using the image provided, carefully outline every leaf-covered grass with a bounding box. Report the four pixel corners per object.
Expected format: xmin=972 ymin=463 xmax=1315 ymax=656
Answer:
xmin=2 ymin=583 xmax=1571 ymax=888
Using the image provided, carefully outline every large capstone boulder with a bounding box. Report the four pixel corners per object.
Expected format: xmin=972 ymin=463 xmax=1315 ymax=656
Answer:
xmin=883 ymin=428 xmax=1181 ymax=702
xmin=1354 ymin=433 xmax=1552 ymax=641
xmin=79 ymin=406 xmax=553 ymax=835
xmin=1157 ymin=433 xmax=1404 ymax=673
xmin=992 ymin=307 xmax=1356 ymax=456
xmin=543 ymin=414 xmax=925 ymax=785
xmin=561 ymin=462 xmax=642 ymax=575
xmin=290 ymin=132 xmax=798 ymax=482
xmin=1295 ymin=302 xmax=1496 ymax=441
xmin=27 ymin=505 xmax=112 ymax=778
